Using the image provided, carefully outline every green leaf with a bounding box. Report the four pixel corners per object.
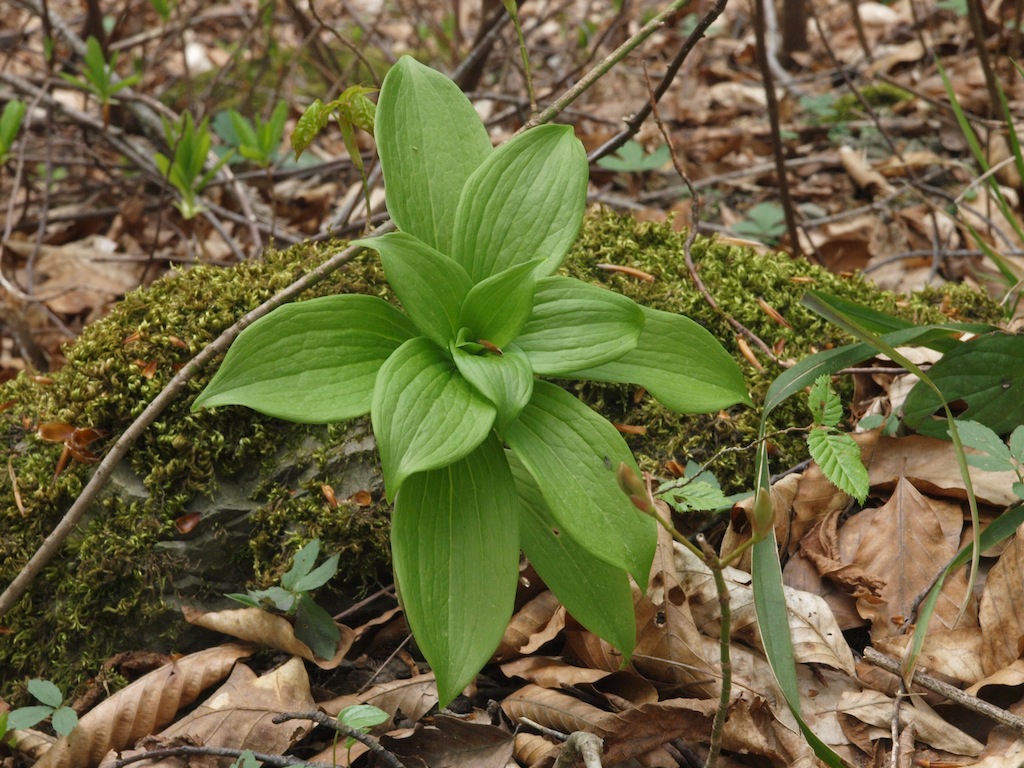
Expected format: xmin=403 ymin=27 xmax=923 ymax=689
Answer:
xmin=355 ymin=232 xmax=472 ymax=346
xmin=50 ymin=707 xmax=78 ymax=737
xmin=193 ymin=295 xmax=417 ymax=423
xmin=376 ymin=57 xmax=492 ymax=252
xmin=954 ymin=419 xmax=1016 ymax=473
xmin=291 ymin=98 xmax=332 ymax=158
xmin=1010 ymin=425 xmax=1024 ymax=464
xmin=502 ymin=381 xmax=656 ymax=582
xmin=515 ymin=277 xmax=644 ymax=375
xmin=338 ymin=705 xmax=389 ymax=745
xmin=451 ymin=125 xmax=587 ymax=281
xmin=295 ymin=593 xmax=342 ymax=660
xmin=458 ymin=259 xmax=542 ymax=348
xmin=596 ymin=140 xmax=671 ymax=173
xmin=510 ymin=453 xmax=636 ymax=656
xmin=6 ymin=706 xmax=52 ymax=731
xmin=282 ymin=539 xmax=320 ymax=589
xmin=807 ymin=376 xmax=842 ymax=428
xmin=806 ymin=428 xmax=869 ymax=503
xmin=565 ymin=305 xmax=751 ymax=412
xmin=229 ymin=110 xmax=259 ymax=151
xmin=292 ymin=553 xmax=340 ymax=593
xmin=0 ymin=100 xmax=26 ymax=158
xmin=451 ymin=343 xmax=533 ymax=427
xmin=903 ymin=333 xmax=1024 ymax=436
xmin=28 ymin=679 xmax=63 ymax=708
xmin=372 ymin=337 xmax=496 ymax=498
xmin=392 ymin=434 xmax=520 ymax=706
xmin=225 ymin=592 xmax=261 ymax=609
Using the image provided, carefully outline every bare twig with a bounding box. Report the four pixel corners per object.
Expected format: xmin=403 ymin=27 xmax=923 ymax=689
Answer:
xmin=274 ymin=711 xmax=406 ymax=768
xmin=112 ymin=745 xmax=330 ymax=768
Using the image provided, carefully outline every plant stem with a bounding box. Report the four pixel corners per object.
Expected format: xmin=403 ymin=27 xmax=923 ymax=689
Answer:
xmin=698 ymin=534 xmax=731 ymax=768
xmin=524 ymin=0 xmax=694 ymax=130
xmin=503 ymin=0 xmax=537 ymax=118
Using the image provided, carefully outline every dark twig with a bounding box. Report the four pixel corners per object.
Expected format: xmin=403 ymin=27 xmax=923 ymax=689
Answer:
xmin=112 ymin=745 xmax=328 ymax=768
xmin=274 ymin=711 xmax=406 ymax=768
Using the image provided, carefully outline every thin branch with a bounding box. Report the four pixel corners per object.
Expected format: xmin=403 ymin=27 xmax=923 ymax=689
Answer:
xmin=274 ymin=711 xmax=407 ymax=768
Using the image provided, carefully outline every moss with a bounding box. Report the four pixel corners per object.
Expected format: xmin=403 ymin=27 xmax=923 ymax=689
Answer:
xmin=0 ymin=208 xmax=1001 ymax=698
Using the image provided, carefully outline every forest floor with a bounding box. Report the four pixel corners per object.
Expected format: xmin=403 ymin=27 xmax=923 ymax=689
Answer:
xmin=3 ymin=0 xmax=1024 ymax=765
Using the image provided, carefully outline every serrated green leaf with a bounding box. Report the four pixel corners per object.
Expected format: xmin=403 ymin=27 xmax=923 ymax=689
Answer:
xmin=50 ymin=707 xmax=78 ymax=737
xmin=502 ymin=381 xmax=656 ymax=582
xmin=355 ymin=232 xmax=472 ymax=346
xmin=516 ymin=277 xmax=644 ymax=375
xmin=459 ymin=259 xmax=542 ymax=348
xmin=902 ymin=333 xmax=1024 ymax=436
xmin=451 ymin=343 xmax=533 ymax=427
xmin=295 ymin=593 xmax=342 ymax=661
xmin=808 ymin=376 xmax=842 ymax=428
xmin=392 ymin=434 xmax=519 ymax=707
xmin=372 ymin=337 xmax=496 ymax=498
xmin=510 ymin=453 xmax=636 ymax=656
xmin=451 ymin=125 xmax=587 ymax=281
xmin=376 ymin=57 xmax=492 ymax=252
xmin=28 ymin=679 xmax=63 ymax=708
xmin=282 ymin=539 xmax=321 ymax=589
xmin=336 ymin=87 xmax=377 ymax=132
xmin=292 ymin=553 xmax=339 ymax=593
xmin=807 ymin=428 xmax=869 ymax=503
xmin=193 ymin=294 xmax=417 ymax=423
xmin=565 ymin=305 xmax=751 ymax=412
xmin=291 ymin=99 xmax=332 ymax=158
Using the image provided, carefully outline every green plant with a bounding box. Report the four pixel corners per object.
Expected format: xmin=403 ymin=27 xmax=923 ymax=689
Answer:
xmin=335 ymin=704 xmax=389 ymax=762
xmin=154 ymin=110 xmax=232 ymax=219
xmin=952 ymin=420 xmax=1024 ymax=499
xmin=806 ymin=375 xmax=869 ymax=502
xmin=3 ymin=680 xmax=78 ymax=737
xmin=222 ymin=101 xmax=289 ymax=168
xmin=732 ymin=201 xmax=787 ymax=243
xmin=58 ymin=36 xmax=141 ymax=127
xmin=596 ymin=140 xmax=671 ymax=173
xmin=227 ymin=538 xmax=340 ymax=660
xmin=0 ymin=100 xmax=26 ymax=164
xmin=193 ymin=56 xmax=749 ymax=706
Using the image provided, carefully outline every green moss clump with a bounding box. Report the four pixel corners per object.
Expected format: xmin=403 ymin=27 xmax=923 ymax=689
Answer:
xmin=0 ymin=207 xmax=1001 ymax=697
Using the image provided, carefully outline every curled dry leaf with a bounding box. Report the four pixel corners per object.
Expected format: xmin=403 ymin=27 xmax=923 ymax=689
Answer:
xmin=500 ymin=656 xmax=609 ymax=689
xmin=979 ymin=532 xmax=1024 ymax=677
xmin=182 ymin=605 xmax=354 ymax=669
xmin=33 ymin=643 xmax=252 ymax=768
xmin=101 ymin=656 xmax=315 ymax=767
xmin=495 ymin=590 xmax=565 ymax=661
xmin=317 ymin=672 xmax=439 ymax=725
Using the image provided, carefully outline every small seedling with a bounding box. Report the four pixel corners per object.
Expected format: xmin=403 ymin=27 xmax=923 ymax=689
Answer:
xmin=732 ymin=201 xmax=787 ymax=244
xmin=334 ymin=704 xmax=389 ymax=762
xmin=4 ymin=679 xmax=78 ymax=737
xmin=220 ymin=101 xmax=289 ymax=168
xmin=806 ymin=375 xmax=869 ymax=502
xmin=226 ymin=538 xmax=341 ymax=660
xmin=58 ymin=36 xmax=141 ymax=127
xmin=596 ymin=140 xmax=671 ymax=173
xmin=0 ymin=100 xmax=26 ymax=164
xmin=154 ymin=111 xmax=232 ymax=219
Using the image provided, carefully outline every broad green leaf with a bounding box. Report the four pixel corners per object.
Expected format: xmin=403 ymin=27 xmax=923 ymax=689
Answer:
xmin=193 ymin=295 xmax=417 ymax=423
xmin=6 ymin=706 xmax=51 ymax=731
xmin=50 ymin=707 xmax=77 ymax=737
xmin=451 ymin=343 xmax=533 ymax=427
xmin=295 ymin=593 xmax=342 ymax=661
xmin=392 ymin=434 xmax=520 ymax=706
xmin=808 ymin=376 xmax=842 ymax=428
xmin=902 ymin=333 xmax=1024 ymax=436
xmin=281 ymin=539 xmax=321 ymax=589
xmin=27 ymin=680 xmax=63 ymax=708
xmin=458 ymin=259 xmax=542 ymax=348
xmin=953 ymin=420 xmax=1015 ymax=473
xmin=338 ymin=704 xmax=389 ymax=732
xmin=565 ymin=305 xmax=751 ymax=412
xmin=376 ymin=57 xmax=492 ymax=252
xmin=516 ymin=277 xmax=644 ymax=375
xmin=1010 ymin=425 xmax=1024 ymax=464
xmin=806 ymin=428 xmax=868 ymax=503
xmin=502 ymin=381 xmax=656 ymax=582
xmin=450 ymin=125 xmax=587 ymax=281
xmin=510 ymin=453 xmax=636 ymax=656
xmin=292 ymin=553 xmax=340 ymax=592
xmin=355 ymin=232 xmax=473 ymax=345
xmin=372 ymin=337 xmax=496 ymax=498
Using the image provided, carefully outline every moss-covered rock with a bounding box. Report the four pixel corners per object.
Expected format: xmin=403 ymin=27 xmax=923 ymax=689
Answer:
xmin=0 ymin=208 xmax=1001 ymax=698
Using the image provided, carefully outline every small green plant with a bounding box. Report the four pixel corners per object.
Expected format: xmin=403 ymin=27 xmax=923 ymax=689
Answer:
xmin=194 ymin=56 xmax=750 ymax=705
xmin=596 ymin=140 xmax=671 ymax=173
xmin=0 ymin=100 xmax=26 ymax=164
xmin=154 ymin=111 xmax=232 ymax=219
xmin=58 ymin=36 xmax=141 ymax=127
xmin=3 ymin=679 xmax=78 ymax=737
xmin=950 ymin=420 xmax=1024 ymax=499
xmin=656 ymin=461 xmax=732 ymax=514
xmin=806 ymin=375 xmax=869 ymax=502
xmin=221 ymin=101 xmax=289 ymax=168
xmin=226 ymin=538 xmax=340 ymax=661
xmin=732 ymin=201 xmax=787 ymax=243
xmin=336 ymin=704 xmax=389 ymax=761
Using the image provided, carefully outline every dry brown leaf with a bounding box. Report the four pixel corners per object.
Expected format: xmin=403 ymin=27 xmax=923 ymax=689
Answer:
xmin=837 ymin=689 xmax=984 ymax=755
xmin=500 ymin=657 xmax=608 ymax=689
xmin=839 ymin=146 xmax=895 ymax=198
xmin=380 ymin=715 xmax=514 ymax=768
xmin=980 ymin=532 xmax=1024 ymax=676
xmin=597 ymin=698 xmax=719 ymax=763
xmin=495 ymin=591 xmax=565 ymax=661
xmin=33 ymin=644 xmax=251 ymax=768
xmin=874 ymin=627 xmax=986 ymax=686
xmin=723 ymin=473 xmax=801 ymax=570
xmin=967 ymin=658 xmax=1024 ymax=697
xmin=783 ymin=549 xmax=864 ymax=630
xmin=675 ymin=544 xmax=855 ymax=675
xmin=840 ymin=477 xmax=962 ymax=639
xmin=501 ymin=684 xmax=609 ymax=735
xmin=182 ymin=605 xmax=354 ymax=669
xmin=104 ymin=656 xmax=314 ymax=767
xmin=865 ymin=435 xmax=1019 ymax=507
xmin=513 ymin=732 xmax=558 ymax=768
xmin=318 ymin=672 xmax=439 ymax=725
